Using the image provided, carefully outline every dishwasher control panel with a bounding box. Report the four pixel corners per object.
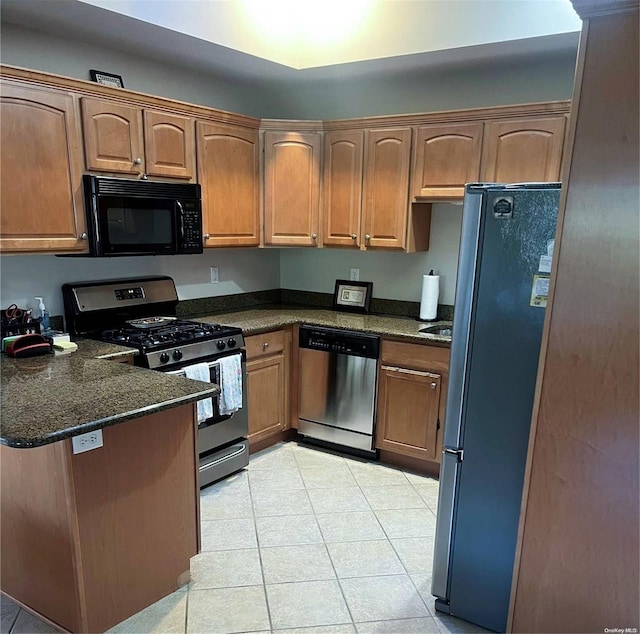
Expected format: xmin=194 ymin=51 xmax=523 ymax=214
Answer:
xmin=299 ymin=326 xmax=380 ymax=359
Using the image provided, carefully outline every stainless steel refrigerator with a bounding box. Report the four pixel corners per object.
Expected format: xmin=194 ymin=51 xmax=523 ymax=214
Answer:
xmin=432 ymin=183 xmax=560 ymax=632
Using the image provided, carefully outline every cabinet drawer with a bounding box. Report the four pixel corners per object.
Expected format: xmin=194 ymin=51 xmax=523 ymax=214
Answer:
xmin=245 ymin=330 xmax=286 ymax=360
xmin=381 ymin=339 xmax=450 ymax=374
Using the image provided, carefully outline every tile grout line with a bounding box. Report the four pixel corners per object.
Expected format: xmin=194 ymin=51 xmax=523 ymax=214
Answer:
xmin=295 ymin=443 xmax=434 ymax=629
xmin=183 ymin=585 xmax=189 ymax=634
xmin=8 ymin=606 xmax=21 ymax=634
xmin=248 ymin=458 xmax=275 ymax=634
xmin=205 ymin=441 xmax=445 ymax=632
xmin=346 ymin=451 xmax=438 ymax=622
xmin=291 ymin=442 xmax=358 ymax=630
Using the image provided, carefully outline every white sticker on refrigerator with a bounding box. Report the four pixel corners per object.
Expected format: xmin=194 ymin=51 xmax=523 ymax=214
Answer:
xmin=530 ymin=275 xmax=550 ymax=308
xmin=538 ymin=254 xmax=553 ymax=273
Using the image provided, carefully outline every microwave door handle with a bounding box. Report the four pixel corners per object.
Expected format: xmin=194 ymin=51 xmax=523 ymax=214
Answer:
xmin=176 ymin=201 xmax=185 ymax=241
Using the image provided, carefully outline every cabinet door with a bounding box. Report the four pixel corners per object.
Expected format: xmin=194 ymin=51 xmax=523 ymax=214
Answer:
xmin=323 ymin=129 xmax=364 ymax=248
xmin=144 ymin=110 xmax=195 ymax=180
xmin=362 ymin=127 xmax=412 ymax=250
xmin=246 ymin=353 xmax=286 ymax=446
xmin=263 ymin=131 xmax=321 ymax=246
xmin=0 ymin=82 xmax=87 ymax=253
xmin=197 ymin=122 xmax=260 ymax=247
xmin=376 ymin=365 xmax=441 ymax=461
xmin=81 ymin=97 xmax=144 ymax=175
xmin=481 ymin=116 xmax=566 ymax=183
xmin=412 ymin=123 xmax=483 ymax=199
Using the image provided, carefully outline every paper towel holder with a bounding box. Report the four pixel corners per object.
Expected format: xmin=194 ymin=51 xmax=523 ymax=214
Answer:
xmin=416 ymin=270 xmax=440 ymax=322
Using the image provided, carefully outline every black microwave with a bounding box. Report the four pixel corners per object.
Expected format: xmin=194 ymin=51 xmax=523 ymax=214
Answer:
xmin=82 ymin=175 xmax=203 ymax=257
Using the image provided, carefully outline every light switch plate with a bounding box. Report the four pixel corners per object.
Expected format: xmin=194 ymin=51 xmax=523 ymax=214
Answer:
xmin=350 ymin=268 xmax=360 ymax=281
xmin=210 ymin=267 xmax=219 ymax=284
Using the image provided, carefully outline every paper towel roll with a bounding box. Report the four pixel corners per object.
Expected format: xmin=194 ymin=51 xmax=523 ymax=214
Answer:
xmin=420 ymin=274 xmax=440 ymax=321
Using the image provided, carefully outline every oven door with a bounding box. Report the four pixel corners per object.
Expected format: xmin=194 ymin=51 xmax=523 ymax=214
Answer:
xmin=167 ymin=350 xmax=249 ymax=487
xmin=166 ymin=350 xmax=248 ymax=450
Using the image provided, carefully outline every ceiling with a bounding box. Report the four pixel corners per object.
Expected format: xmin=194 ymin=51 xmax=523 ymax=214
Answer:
xmin=1 ymin=0 xmax=582 ymax=81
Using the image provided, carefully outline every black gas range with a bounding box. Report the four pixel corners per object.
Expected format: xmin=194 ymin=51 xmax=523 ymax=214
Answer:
xmin=97 ymin=317 xmax=243 ymax=370
xmin=62 ymin=276 xmax=249 ymax=488
xmin=62 ymin=276 xmax=244 ymax=369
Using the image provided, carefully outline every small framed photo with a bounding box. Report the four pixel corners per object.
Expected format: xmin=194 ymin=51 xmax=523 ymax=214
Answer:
xmin=332 ymin=280 xmax=373 ymax=314
xmin=89 ymin=70 xmax=124 ymax=88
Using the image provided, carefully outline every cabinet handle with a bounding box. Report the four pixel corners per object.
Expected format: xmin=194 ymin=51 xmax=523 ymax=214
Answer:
xmin=133 ymin=157 xmax=142 ymax=165
xmin=430 ymin=382 xmax=437 ymax=389
xmin=365 ymin=234 xmax=371 ymax=242
xmin=311 ymin=233 xmax=317 ymax=241
xmin=351 ymin=234 xmax=357 ymax=240
xmin=204 ymin=234 xmax=210 ymax=240
xmin=262 ymin=342 xmax=269 ymax=351
xmin=79 ymin=232 xmax=88 ymax=240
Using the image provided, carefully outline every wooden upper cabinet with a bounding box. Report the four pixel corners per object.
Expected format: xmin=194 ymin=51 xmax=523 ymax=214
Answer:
xmin=144 ymin=110 xmax=194 ymax=179
xmin=82 ymin=98 xmax=195 ymax=179
xmin=481 ymin=116 xmax=566 ymax=183
xmin=263 ymin=130 xmax=321 ymax=247
xmin=362 ymin=127 xmax=412 ymax=250
xmin=412 ymin=122 xmax=483 ymax=199
xmin=0 ymin=81 xmax=87 ymax=253
xmin=197 ymin=121 xmax=260 ymax=247
xmin=81 ymin=98 xmax=144 ymax=175
xmin=323 ymin=130 xmax=364 ymax=248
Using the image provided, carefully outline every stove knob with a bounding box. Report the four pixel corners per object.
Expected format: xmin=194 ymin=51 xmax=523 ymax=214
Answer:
xmin=216 ymin=340 xmax=226 ymax=351
xmin=227 ymin=338 xmax=236 ymax=348
xmin=160 ymin=352 xmax=170 ymax=364
xmin=173 ymin=349 xmax=183 ymax=361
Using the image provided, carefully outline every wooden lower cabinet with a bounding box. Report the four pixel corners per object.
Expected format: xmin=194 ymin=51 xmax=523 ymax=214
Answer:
xmin=375 ymin=340 xmax=450 ymax=467
xmin=0 ymin=404 xmax=199 ymax=633
xmin=246 ymin=329 xmax=291 ymax=451
xmin=376 ymin=365 xmax=441 ymax=460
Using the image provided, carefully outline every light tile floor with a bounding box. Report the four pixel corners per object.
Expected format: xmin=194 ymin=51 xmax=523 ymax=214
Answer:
xmin=1 ymin=441 xmax=489 ymax=634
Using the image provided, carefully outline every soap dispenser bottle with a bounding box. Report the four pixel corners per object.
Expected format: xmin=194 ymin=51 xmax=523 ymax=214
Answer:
xmin=34 ymin=297 xmax=50 ymax=332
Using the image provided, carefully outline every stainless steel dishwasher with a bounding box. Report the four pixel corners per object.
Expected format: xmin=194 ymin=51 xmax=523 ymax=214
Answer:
xmin=298 ymin=325 xmax=380 ymax=454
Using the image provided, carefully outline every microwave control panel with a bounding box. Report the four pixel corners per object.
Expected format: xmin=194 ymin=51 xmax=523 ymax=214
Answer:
xmin=180 ymin=202 xmax=203 ymax=252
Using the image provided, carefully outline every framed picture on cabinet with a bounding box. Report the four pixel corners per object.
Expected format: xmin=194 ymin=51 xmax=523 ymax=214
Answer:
xmin=332 ymin=280 xmax=373 ymax=314
xmin=89 ymin=70 xmax=124 ymax=88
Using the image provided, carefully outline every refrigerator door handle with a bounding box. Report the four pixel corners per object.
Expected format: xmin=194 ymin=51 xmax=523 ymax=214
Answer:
xmin=443 ymin=447 xmax=464 ymax=461
xmin=431 ymin=450 xmax=461 ymax=601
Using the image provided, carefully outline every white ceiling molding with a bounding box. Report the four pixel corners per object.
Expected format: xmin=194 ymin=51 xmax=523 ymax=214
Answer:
xmin=1 ymin=0 xmax=581 ymax=81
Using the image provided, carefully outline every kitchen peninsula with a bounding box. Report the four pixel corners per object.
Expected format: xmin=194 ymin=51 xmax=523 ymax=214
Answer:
xmin=0 ymin=342 xmax=217 ymax=633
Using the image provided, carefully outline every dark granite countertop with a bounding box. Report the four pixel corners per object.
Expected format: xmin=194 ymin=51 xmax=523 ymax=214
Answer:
xmin=193 ymin=307 xmax=452 ymax=346
xmin=0 ymin=340 xmax=219 ymax=449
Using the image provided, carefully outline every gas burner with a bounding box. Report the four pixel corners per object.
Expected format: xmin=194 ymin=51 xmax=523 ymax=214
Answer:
xmin=97 ymin=318 xmax=242 ymax=363
xmin=126 ymin=316 xmax=177 ymax=329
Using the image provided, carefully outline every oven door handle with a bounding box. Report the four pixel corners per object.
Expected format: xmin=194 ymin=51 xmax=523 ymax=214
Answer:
xmin=199 ymin=443 xmax=247 ymax=473
xmin=166 ymin=359 xmax=220 ymax=377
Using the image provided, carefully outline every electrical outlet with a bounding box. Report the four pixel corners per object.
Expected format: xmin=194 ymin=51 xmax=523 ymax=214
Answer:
xmin=72 ymin=430 xmax=103 ymax=454
xmin=210 ymin=266 xmax=219 ymax=284
xmin=350 ymin=268 xmax=360 ymax=281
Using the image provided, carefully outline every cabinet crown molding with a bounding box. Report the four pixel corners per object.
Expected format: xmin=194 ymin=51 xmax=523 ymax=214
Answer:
xmin=571 ymin=0 xmax=639 ymax=18
xmin=0 ymin=64 xmax=261 ymax=129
